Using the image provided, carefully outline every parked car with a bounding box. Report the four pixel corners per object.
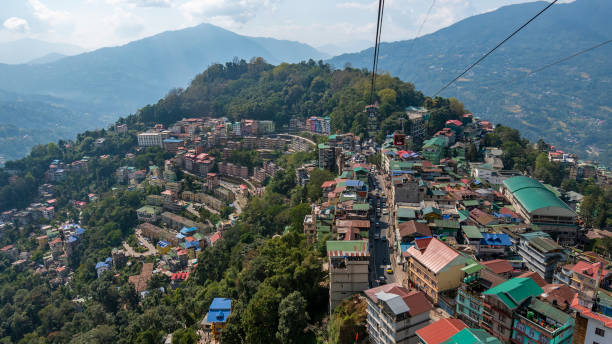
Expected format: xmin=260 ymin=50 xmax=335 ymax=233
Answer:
xmin=385 ymin=265 xmax=393 ymax=274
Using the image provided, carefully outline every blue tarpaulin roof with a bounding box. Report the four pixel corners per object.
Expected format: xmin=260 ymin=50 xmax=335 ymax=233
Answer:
xmin=67 ymin=236 xmax=78 ymax=243
xmin=180 ymin=227 xmax=197 ymax=235
xmin=345 ymin=180 xmax=364 ymax=188
xmin=95 ymin=262 xmax=109 ymax=270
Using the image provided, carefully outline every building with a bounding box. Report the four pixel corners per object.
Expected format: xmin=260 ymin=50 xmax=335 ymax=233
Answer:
xmin=511 ymin=298 xmax=574 ymax=344
xmin=440 ymin=328 xmax=501 ymax=344
xmin=304 ymin=214 xmax=316 ymax=244
xmin=407 ymin=108 xmax=428 ymax=145
xmin=405 ymin=238 xmax=469 ymax=303
xmin=136 ymin=206 xmax=162 ymax=222
xmin=422 ymin=137 xmax=446 ymax=164
xmin=502 ymin=176 xmax=577 ymax=243
xmin=327 ymin=240 xmax=370 ymax=310
xmin=476 ymin=233 xmax=513 ymax=260
xmin=202 ymin=298 xmax=231 ymax=342
xmin=415 ymin=318 xmax=467 ymax=344
xmin=318 ymin=143 xmax=337 ymax=171
xmin=364 ymin=283 xmax=433 ymax=344
xmin=554 ymin=261 xmax=607 ymax=301
xmin=518 ymin=232 xmax=566 ymax=282
xmin=137 ymin=132 xmax=163 ymax=147
xmin=571 ymin=289 xmax=612 ymax=344
xmin=455 ymin=267 xmax=507 ymax=328
xmin=481 ymin=278 xmax=543 ymax=342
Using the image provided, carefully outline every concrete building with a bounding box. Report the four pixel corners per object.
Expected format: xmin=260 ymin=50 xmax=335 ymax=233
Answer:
xmin=455 ymin=267 xmax=507 ymax=328
xmin=482 ymin=278 xmax=543 ymax=342
xmin=518 ymin=232 xmax=566 ymax=282
xmin=502 ymin=176 xmax=577 ymax=244
xmin=136 ymin=206 xmax=162 ymax=222
xmin=137 ymin=132 xmax=163 ymax=147
xmin=405 ymin=238 xmax=469 ymax=304
xmin=327 ymin=240 xmax=370 ymax=311
xmin=304 ymin=214 xmax=316 ymax=244
xmin=364 ymin=284 xmax=433 ymax=344
xmin=554 ymin=261 xmax=607 ymax=302
xmin=415 ymin=318 xmax=467 ymax=344
xmin=202 ymin=298 xmax=231 ymax=343
xmin=407 ymin=107 xmax=428 ymax=145
xmin=511 ymin=298 xmax=574 ymax=344
xmin=362 ymin=284 xmax=432 ymax=344
xmin=571 ymin=287 xmax=612 ymax=344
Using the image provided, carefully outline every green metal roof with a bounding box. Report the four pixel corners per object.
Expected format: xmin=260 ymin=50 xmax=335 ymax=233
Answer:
xmin=397 ymin=208 xmax=417 ymax=220
xmin=462 ymin=262 xmax=484 ymax=274
xmin=528 ymin=298 xmax=571 ymax=325
xmin=352 ymin=203 xmax=370 ymax=211
xmin=422 ymin=206 xmax=441 ymax=216
xmin=316 ymin=225 xmax=331 ymax=233
xmin=462 ymin=225 xmax=483 ymax=239
xmin=318 ymin=143 xmax=330 ymax=149
xmin=441 ymin=329 xmax=502 ymax=344
xmin=354 ymin=167 xmax=368 ymax=173
xmin=529 ymin=236 xmax=561 ymax=253
xmin=423 ymin=136 xmax=446 ymax=148
xmin=462 ymin=200 xmax=480 ymax=207
xmin=433 ymin=219 xmax=460 ymax=229
xmin=458 ymin=209 xmax=470 ymax=222
xmin=503 ymin=176 xmax=571 ymax=213
xmin=483 ymin=278 xmax=543 ymax=310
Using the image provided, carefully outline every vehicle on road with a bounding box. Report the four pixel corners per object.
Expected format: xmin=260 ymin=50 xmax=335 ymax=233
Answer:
xmin=374 ymin=232 xmax=380 ymax=240
xmin=385 ymin=265 xmax=393 ymax=274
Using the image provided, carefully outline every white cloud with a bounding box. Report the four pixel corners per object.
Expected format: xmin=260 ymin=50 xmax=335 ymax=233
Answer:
xmin=336 ymin=1 xmax=377 ymax=10
xmin=3 ymin=17 xmax=31 ymax=33
xmin=28 ymin=0 xmax=71 ymax=26
xmin=180 ymin=0 xmax=281 ymax=26
xmin=106 ymin=0 xmax=174 ymax=7
xmin=104 ymin=7 xmax=145 ymax=37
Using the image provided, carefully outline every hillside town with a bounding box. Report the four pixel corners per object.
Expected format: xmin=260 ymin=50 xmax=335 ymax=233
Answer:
xmin=1 ymin=104 xmax=611 ymax=344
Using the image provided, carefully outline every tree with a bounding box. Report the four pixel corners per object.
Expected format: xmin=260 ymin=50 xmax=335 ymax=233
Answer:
xmin=242 ymin=284 xmax=282 ymax=344
xmin=306 ymin=168 xmax=335 ymax=201
xmin=276 ymin=291 xmax=309 ymax=344
xmin=172 ymin=328 xmax=199 ymax=344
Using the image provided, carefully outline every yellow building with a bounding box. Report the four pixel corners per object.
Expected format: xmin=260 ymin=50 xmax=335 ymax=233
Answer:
xmin=405 ymin=237 xmax=468 ymax=303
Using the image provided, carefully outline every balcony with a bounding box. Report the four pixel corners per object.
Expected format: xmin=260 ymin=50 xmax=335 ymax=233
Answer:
xmin=515 ymin=309 xmax=565 ymax=336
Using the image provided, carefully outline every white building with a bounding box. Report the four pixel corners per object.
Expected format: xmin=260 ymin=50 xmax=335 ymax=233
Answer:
xmin=138 ymin=132 xmax=163 ymax=147
xmin=517 ymin=231 xmax=566 ymax=282
xmin=364 ymin=283 xmax=433 ymax=344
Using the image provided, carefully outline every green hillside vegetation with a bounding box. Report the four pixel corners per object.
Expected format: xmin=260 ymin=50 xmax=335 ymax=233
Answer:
xmin=329 ymin=0 xmax=612 ymax=165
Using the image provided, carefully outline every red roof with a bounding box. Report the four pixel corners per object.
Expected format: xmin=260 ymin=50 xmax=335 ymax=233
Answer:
xmin=517 ymin=271 xmax=547 ymax=288
xmin=406 ymin=238 xmax=460 ymax=274
xmin=416 ymin=318 xmax=468 ymax=344
xmin=570 ymin=261 xmax=608 ymax=281
xmin=170 ymin=272 xmax=190 ymax=281
xmin=398 ymin=221 xmax=431 ymax=238
xmin=571 ymin=294 xmax=612 ymax=328
xmin=445 ymin=119 xmax=463 ymax=126
xmin=1 ymin=245 xmax=14 ymax=251
xmin=363 ymin=283 xmax=433 ymax=316
xmin=321 ymin=180 xmax=337 ymax=188
xmin=482 ymin=259 xmax=513 ymax=275
xmin=209 ymin=232 xmax=222 ymax=244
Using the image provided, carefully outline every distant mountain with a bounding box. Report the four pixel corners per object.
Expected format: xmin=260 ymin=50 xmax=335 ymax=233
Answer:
xmin=26 ymin=52 xmax=67 ymax=65
xmin=0 ymin=23 xmax=326 ymax=161
xmin=329 ymin=0 xmax=612 ymax=164
xmin=0 ymin=38 xmax=83 ymax=65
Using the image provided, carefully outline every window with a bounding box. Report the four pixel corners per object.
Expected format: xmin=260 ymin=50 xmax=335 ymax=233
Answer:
xmin=595 ymin=328 xmax=605 ymax=336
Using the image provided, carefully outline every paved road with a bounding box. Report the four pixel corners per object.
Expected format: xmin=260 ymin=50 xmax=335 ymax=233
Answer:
xmin=122 ymin=229 xmax=156 ymax=257
xmin=369 ymin=170 xmax=394 ymax=287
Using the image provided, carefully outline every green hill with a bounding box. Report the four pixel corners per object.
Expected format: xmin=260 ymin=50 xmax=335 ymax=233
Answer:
xmin=328 ymin=0 xmax=612 ymax=164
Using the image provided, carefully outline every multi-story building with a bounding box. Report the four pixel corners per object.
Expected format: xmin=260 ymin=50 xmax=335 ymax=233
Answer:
xmin=365 ymin=283 xmax=433 ymax=344
xmin=422 ymin=137 xmax=447 ymax=164
xmin=303 ymin=214 xmax=316 ymax=244
xmin=327 ymin=240 xmax=369 ymax=311
xmin=554 ymin=261 xmax=607 ymax=302
xmin=415 ymin=318 xmax=467 ymax=344
xmin=202 ymin=298 xmax=231 ymax=343
xmin=571 ymin=283 xmax=612 ymax=344
xmin=318 ymin=143 xmax=337 ymax=171
xmin=137 ymin=132 xmax=164 ymax=147
xmin=136 ymin=206 xmax=162 ymax=222
xmin=258 ymin=120 xmax=275 ymax=134
xmin=511 ymin=298 xmax=574 ymax=344
xmin=502 ymin=176 xmax=577 ymax=244
xmin=406 ymin=107 xmax=428 ymax=145
xmin=481 ymin=277 xmax=543 ymax=342
xmin=455 ymin=267 xmax=507 ymax=328
xmin=439 ymin=328 xmax=501 ymax=344
xmin=518 ymin=231 xmax=566 ymax=282
xmin=405 ymin=237 xmax=469 ymax=303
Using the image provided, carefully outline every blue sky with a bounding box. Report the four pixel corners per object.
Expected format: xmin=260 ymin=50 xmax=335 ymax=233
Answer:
xmin=0 ymin=0 xmax=571 ymax=53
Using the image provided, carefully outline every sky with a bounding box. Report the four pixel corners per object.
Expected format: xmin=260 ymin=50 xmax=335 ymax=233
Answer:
xmin=0 ymin=0 xmax=572 ymax=54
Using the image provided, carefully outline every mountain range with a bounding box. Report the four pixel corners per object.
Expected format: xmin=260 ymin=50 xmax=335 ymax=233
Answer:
xmin=0 ymin=38 xmax=83 ymax=65
xmin=329 ymin=0 xmax=612 ymax=164
xmin=0 ymin=24 xmax=327 ymax=162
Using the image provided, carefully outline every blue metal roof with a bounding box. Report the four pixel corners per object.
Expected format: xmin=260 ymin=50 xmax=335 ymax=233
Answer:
xmin=344 ymin=180 xmax=364 ymax=188
xmin=480 ymin=233 xmax=512 ymax=246
xmin=207 ymin=298 xmax=232 ymax=323
xmin=180 ymin=227 xmax=197 ymax=234
xmin=104 ymin=257 xmax=113 ymax=264
xmin=75 ymin=227 xmax=86 ymax=235
xmin=67 ymin=236 xmax=78 ymax=243
xmin=158 ymin=240 xmax=170 ymax=247
xmin=95 ymin=262 xmax=109 ymax=270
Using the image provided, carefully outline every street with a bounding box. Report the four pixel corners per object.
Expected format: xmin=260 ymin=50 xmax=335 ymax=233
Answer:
xmin=368 ymin=170 xmax=395 ymax=286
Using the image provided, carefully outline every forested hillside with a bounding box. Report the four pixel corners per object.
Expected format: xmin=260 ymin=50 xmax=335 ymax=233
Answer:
xmin=0 ymin=23 xmax=326 ymax=161
xmin=329 ymin=0 xmax=612 ymax=165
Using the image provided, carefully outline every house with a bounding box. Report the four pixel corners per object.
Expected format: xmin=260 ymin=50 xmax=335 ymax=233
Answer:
xmin=327 ymin=240 xmax=370 ymax=310
xmin=477 ymin=233 xmax=513 ymax=260
xmin=202 ymin=298 xmax=231 ymax=342
xmin=481 ymin=278 xmax=543 ymax=342
xmin=518 ymin=232 xmax=566 ymax=282
xmin=136 ymin=206 xmax=162 ymax=223
xmin=481 ymin=259 xmax=513 ymax=278
xmin=364 ymin=283 xmax=433 ymax=344
xmin=554 ymin=261 xmax=607 ymax=301
xmin=511 ymin=298 xmax=574 ymax=344
xmin=398 ymin=221 xmax=431 ymax=243
xmin=404 ymin=238 xmax=469 ymax=303
xmin=571 ymin=291 xmax=612 ymax=344
xmin=456 ymin=267 xmax=507 ymax=328
xmin=440 ymin=328 xmax=501 ymax=344
xmin=415 ymin=318 xmax=467 ymax=344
